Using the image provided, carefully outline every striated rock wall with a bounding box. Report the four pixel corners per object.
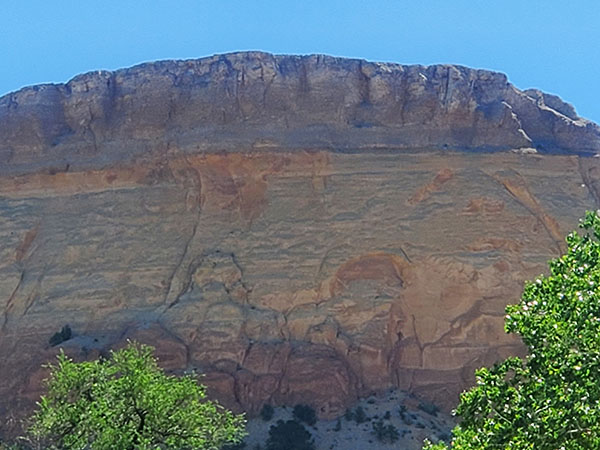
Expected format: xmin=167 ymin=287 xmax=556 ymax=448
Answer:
xmin=2 ymin=52 xmax=600 ymax=176
xmin=1 ymin=52 xmax=600 ymax=435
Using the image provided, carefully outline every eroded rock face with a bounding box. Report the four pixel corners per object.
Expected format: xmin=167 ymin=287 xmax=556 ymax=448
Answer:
xmin=1 ymin=52 xmax=600 ymax=435
xmin=2 ymin=52 xmax=600 ymax=176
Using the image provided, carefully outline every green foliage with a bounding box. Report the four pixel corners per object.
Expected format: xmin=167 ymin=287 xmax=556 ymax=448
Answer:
xmin=400 ymin=413 xmax=413 ymax=426
xmin=423 ymin=211 xmax=600 ymax=449
xmin=343 ymin=405 xmax=370 ymax=424
xmin=259 ymin=404 xmax=274 ymax=422
xmin=265 ymin=419 xmax=315 ymax=450
xmin=418 ymin=401 xmax=439 ymax=417
xmin=0 ymin=442 xmax=26 ymax=450
xmin=333 ymin=418 xmax=342 ymax=432
xmin=343 ymin=408 xmax=354 ymax=421
xmin=352 ymin=405 xmax=368 ymax=424
xmin=48 ymin=324 xmax=72 ymax=347
xmin=28 ymin=342 xmax=246 ymax=449
xmin=292 ymin=404 xmax=316 ymax=426
xmin=371 ymin=419 xmax=400 ymax=444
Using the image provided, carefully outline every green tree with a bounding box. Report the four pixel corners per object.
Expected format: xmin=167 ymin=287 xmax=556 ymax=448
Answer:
xmin=259 ymin=404 xmax=274 ymax=422
xmin=0 ymin=442 xmax=24 ymax=450
xmin=265 ymin=420 xmax=315 ymax=450
xmin=353 ymin=405 xmax=368 ymax=424
xmin=28 ymin=342 xmax=245 ymax=449
xmin=292 ymin=404 xmax=316 ymax=426
xmin=424 ymin=211 xmax=600 ymax=449
xmin=371 ymin=419 xmax=400 ymax=444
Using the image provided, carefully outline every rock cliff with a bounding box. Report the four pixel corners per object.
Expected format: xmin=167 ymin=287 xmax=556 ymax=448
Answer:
xmin=1 ymin=52 xmax=600 ymax=435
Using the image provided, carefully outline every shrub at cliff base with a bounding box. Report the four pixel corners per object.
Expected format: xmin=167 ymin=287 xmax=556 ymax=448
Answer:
xmin=260 ymin=404 xmax=275 ymax=422
xmin=424 ymin=211 xmax=600 ymax=449
xmin=292 ymin=404 xmax=317 ymax=426
xmin=27 ymin=342 xmax=246 ymax=449
xmin=266 ymin=419 xmax=315 ymax=450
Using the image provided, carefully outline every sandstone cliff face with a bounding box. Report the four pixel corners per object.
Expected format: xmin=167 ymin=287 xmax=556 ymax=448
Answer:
xmin=1 ymin=52 xmax=600 ymax=434
xmin=2 ymin=52 xmax=600 ymax=176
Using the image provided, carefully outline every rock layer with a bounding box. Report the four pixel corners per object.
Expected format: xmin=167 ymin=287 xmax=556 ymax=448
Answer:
xmin=1 ymin=52 xmax=600 ymax=436
xmin=2 ymin=52 xmax=600 ymax=177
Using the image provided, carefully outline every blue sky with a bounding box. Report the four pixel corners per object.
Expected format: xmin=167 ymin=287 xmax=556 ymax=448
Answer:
xmin=2 ymin=1 xmax=599 ymax=123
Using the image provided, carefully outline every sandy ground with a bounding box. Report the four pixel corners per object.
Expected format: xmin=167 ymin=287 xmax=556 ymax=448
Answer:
xmin=238 ymin=388 xmax=455 ymax=449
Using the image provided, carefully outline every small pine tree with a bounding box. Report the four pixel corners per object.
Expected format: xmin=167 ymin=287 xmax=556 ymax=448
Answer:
xmin=372 ymin=419 xmax=400 ymax=444
xmin=333 ymin=418 xmax=342 ymax=432
xmin=266 ymin=420 xmax=315 ymax=450
xmin=353 ymin=405 xmax=368 ymax=424
xmin=48 ymin=324 xmax=72 ymax=347
xmin=260 ymin=404 xmax=275 ymax=421
xmin=344 ymin=408 xmax=354 ymax=421
xmin=292 ymin=404 xmax=317 ymax=426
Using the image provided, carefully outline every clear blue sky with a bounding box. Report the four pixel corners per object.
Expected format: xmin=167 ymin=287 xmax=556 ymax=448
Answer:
xmin=2 ymin=1 xmax=599 ymax=123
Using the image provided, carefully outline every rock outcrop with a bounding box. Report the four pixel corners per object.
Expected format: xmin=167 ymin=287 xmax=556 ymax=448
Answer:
xmin=1 ymin=52 xmax=600 ymax=436
xmin=2 ymin=52 xmax=600 ymax=175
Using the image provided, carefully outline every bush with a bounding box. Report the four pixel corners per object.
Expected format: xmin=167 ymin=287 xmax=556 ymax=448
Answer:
xmin=400 ymin=410 xmax=413 ymax=426
xmin=417 ymin=401 xmax=439 ymax=417
xmin=48 ymin=324 xmax=72 ymax=347
xmin=260 ymin=404 xmax=275 ymax=421
xmin=372 ymin=419 xmax=400 ymax=444
xmin=437 ymin=432 xmax=451 ymax=442
xmin=353 ymin=405 xmax=368 ymax=424
xmin=292 ymin=404 xmax=317 ymax=426
xmin=266 ymin=419 xmax=315 ymax=450
xmin=0 ymin=442 xmax=26 ymax=450
xmin=333 ymin=418 xmax=342 ymax=431
xmin=344 ymin=408 xmax=354 ymax=421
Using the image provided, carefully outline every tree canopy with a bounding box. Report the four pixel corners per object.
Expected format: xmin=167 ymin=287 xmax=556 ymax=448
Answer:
xmin=28 ymin=342 xmax=246 ymax=450
xmin=266 ymin=419 xmax=315 ymax=450
xmin=424 ymin=211 xmax=600 ymax=449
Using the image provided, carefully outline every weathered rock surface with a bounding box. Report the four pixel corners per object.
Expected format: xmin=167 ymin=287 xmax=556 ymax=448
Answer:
xmin=1 ymin=52 xmax=600 ymax=436
xmin=2 ymin=51 xmax=600 ymax=175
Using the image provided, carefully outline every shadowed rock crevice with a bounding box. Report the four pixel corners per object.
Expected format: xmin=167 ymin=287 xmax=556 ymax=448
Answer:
xmin=2 ymin=224 xmax=44 ymax=331
xmin=485 ymin=170 xmax=565 ymax=254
